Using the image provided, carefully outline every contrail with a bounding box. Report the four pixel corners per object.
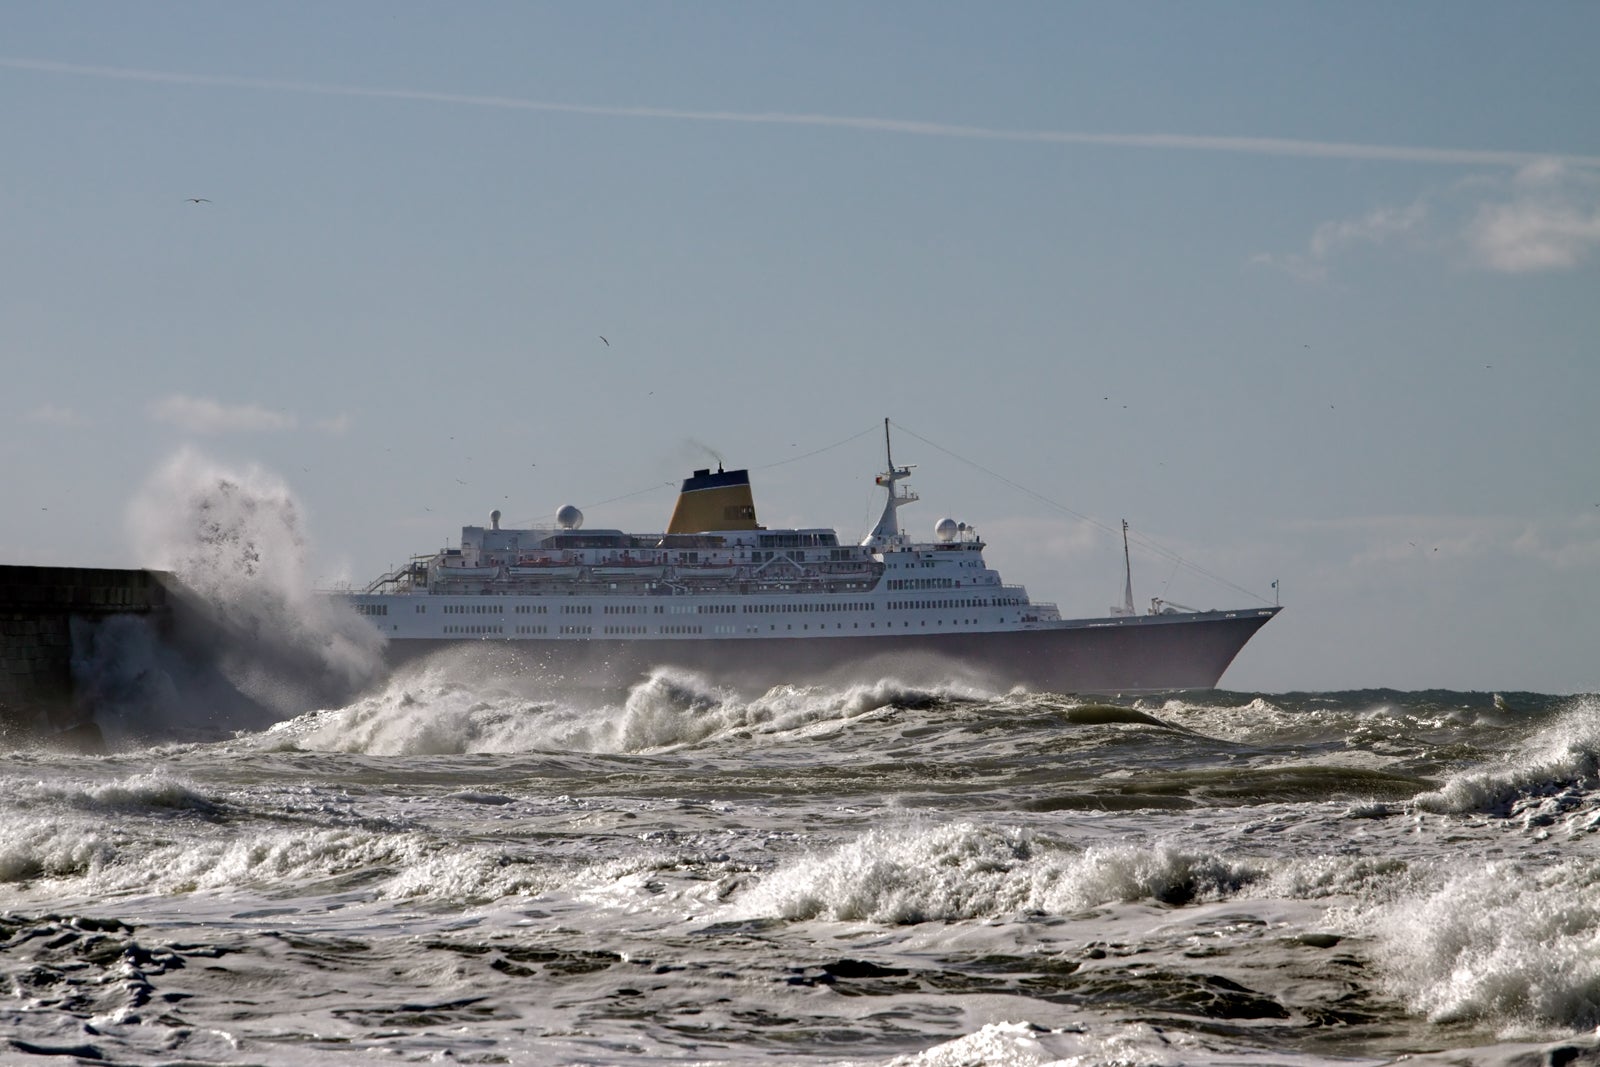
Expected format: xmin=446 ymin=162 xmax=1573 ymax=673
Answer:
xmin=6 ymin=57 xmax=1597 ymax=169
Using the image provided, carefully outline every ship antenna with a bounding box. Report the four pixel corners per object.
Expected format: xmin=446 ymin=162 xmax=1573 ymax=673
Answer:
xmin=862 ymin=418 xmax=918 ymax=549
xmin=1121 ymin=519 xmax=1135 ymax=616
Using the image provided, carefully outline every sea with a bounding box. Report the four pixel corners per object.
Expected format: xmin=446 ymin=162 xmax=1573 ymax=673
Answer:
xmin=4 ymin=460 xmax=1599 ymax=1066
xmin=5 ymin=666 xmax=1600 ymax=1067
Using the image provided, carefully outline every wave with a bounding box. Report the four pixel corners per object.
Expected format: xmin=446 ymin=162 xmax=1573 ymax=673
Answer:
xmin=0 ymin=818 xmax=426 ymax=895
xmin=1413 ymin=694 xmax=1600 ymax=817
xmin=867 ymin=1019 xmax=1359 ymax=1067
xmin=273 ymin=660 xmax=985 ymax=756
xmin=1358 ymin=856 xmax=1600 ymax=1032
xmin=735 ymin=822 xmax=1265 ymax=924
xmin=0 ymin=771 xmax=220 ymax=817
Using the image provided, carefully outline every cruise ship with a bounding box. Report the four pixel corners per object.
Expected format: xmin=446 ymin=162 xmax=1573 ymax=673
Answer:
xmin=339 ymin=426 xmax=1279 ymax=693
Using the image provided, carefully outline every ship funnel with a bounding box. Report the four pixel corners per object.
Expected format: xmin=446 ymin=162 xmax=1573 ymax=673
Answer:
xmin=666 ymin=468 xmax=759 ymax=533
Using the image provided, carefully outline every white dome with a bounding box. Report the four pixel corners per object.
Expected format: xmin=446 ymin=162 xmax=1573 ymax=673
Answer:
xmin=935 ymin=517 xmax=959 ymax=542
xmin=556 ymin=505 xmax=584 ymax=530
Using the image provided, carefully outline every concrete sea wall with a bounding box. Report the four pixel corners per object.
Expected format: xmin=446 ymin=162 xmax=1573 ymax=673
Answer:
xmin=0 ymin=565 xmax=171 ymax=736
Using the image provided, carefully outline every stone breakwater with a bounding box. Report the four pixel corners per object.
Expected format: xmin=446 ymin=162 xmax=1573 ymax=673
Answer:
xmin=0 ymin=565 xmax=170 ymax=735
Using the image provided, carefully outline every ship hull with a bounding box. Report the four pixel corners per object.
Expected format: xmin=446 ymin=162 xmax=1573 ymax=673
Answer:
xmin=377 ymin=608 xmax=1278 ymax=695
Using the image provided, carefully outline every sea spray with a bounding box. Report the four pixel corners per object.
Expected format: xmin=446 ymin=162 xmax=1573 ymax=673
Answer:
xmin=106 ymin=448 xmax=387 ymax=732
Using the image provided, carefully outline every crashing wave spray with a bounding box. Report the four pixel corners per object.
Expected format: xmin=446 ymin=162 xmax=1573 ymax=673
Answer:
xmin=79 ymin=448 xmax=387 ymax=739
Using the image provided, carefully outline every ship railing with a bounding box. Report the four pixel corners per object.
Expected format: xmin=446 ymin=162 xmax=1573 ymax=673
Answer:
xmin=363 ymin=557 xmax=431 ymax=594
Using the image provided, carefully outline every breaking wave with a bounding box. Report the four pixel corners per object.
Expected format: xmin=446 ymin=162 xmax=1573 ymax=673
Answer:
xmin=1413 ymin=695 xmax=1600 ymax=817
xmin=1 ymin=770 xmax=219 ymax=816
xmin=276 ymin=659 xmax=984 ymax=756
xmin=1360 ymin=857 xmax=1600 ymax=1032
xmin=735 ymin=821 xmax=1265 ymax=923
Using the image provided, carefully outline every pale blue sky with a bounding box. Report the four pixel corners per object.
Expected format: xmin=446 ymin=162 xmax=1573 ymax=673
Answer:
xmin=4 ymin=3 xmax=1598 ymax=692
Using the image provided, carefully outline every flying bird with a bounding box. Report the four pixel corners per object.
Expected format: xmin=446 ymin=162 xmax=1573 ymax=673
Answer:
xmin=599 ymin=336 xmax=609 ymax=346
xmin=185 ymin=198 xmax=211 ymax=203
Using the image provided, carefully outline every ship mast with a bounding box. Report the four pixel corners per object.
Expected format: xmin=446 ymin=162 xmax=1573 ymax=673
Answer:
xmin=1121 ymin=519 xmax=1135 ymax=616
xmin=862 ymin=418 xmax=917 ymax=550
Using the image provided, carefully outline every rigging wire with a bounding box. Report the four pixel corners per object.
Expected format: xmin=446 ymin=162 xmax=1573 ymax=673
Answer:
xmin=753 ymin=424 xmax=882 ymax=472
xmin=513 ymin=424 xmax=879 ymax=528
xmin=516 ymin=480 xmax=677 ymax=528
xmin=888 ymin=419 xmax=1270 ymax=606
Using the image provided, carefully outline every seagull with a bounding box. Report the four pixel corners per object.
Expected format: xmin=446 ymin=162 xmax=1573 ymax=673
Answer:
xmin=185 ymin=198 xmax=211 ymax=203
xmin=599 ymin=336 xmax=609 ymax=347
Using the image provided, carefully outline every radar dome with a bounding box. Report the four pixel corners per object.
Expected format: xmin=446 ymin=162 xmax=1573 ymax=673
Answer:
xmin=556 ymin=505 xmax=584 ymax=530
xmin=935 ymin=517 xmax=959 ymax=542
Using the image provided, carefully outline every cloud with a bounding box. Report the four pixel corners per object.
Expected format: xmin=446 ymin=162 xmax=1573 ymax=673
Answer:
xmin=1464 ymin=160 xmax=1600 ymax=273
xmin=1253 ymin=202 xmax=1428 ymax=281
xmin=149 ymin=394 xmax=297 ymax=435
xmin=5 ymin=57 xmax=1599 ymax=169
xmin=315 ymin=413 xmax=353 ymax=435
xmin=25 ymin=403 xmax=87 ymax=426
xmin=1258 ymin=158 xmax=1600 ymax=279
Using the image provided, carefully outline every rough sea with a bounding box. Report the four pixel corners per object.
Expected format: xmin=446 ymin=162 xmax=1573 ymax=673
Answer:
xmin=5 ymin=665 xmax=1600 ymax=1067
xmin=6 ymin=460 xmax=1598 ymax=1066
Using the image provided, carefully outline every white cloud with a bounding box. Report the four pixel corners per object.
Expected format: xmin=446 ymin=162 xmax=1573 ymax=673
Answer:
xmin=1253 ymin=202 xmax=1428 ymax=281
xmin=149 ymin=394 xmax=297 ymax=435
xmin=1257 ymin=158 xmax=1600 ymax=279
xmin=1464 ymin=160 xmax=1600 ymax=273
xmin=25 ymin=403 xmax=86 ymax=426
xmin=1309 ymin=203 xmax=1429 ymax=259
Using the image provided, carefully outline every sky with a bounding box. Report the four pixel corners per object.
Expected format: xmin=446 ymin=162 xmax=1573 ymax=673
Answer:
xmin=3 ymin=2 xmax=1598 ymax=693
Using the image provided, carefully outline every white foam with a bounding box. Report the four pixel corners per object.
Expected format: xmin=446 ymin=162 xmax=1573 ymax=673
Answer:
xmin=1358 ymin=856 xmax=1600 ymax=1032
xmin=277 ymin=664 xmax=985 ymax=756
xmin=842 ymin=1019 xmax=1368 ymax=1067
xmin=736 ymin=822 xmax=1265 ymax=923
xmin=1 ymin=770 xmax=219 ymax=821
xmin=0 ymin=819 xmax=115 ymax=883
xmin=1414 ymin=695 xmax=1600 ymax=816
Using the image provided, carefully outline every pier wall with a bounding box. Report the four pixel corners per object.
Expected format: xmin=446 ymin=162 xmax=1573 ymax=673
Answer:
xmin=0 ymin=565 xmax=171 ymax=735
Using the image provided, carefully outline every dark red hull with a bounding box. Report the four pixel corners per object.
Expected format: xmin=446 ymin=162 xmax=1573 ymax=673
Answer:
xmin=381 ymin=608 xmax=1280 ymax=695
